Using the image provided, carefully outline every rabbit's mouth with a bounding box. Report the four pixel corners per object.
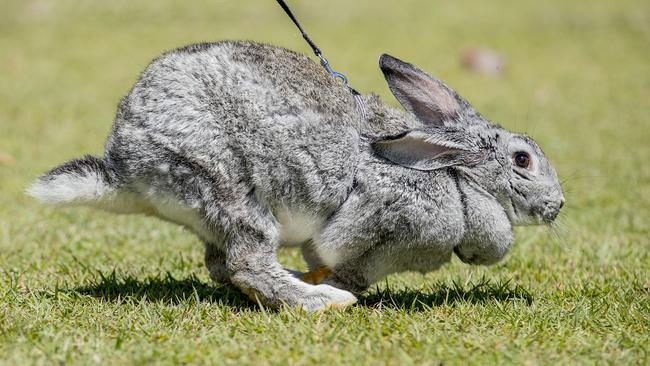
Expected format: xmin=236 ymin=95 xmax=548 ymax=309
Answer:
xmin=509 ymin=199 xmax=555 ymax=226
xmin=507 ymin=196 xmax=544 ymax=226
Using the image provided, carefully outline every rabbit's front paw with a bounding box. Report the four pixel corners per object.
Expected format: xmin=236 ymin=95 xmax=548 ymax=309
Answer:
xmin=299 ymin=284 xmax=357 ymax=312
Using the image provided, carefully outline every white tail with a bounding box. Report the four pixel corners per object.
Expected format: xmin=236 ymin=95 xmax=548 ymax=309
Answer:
xmin=27 ymin=156 xmax=114 ymax=207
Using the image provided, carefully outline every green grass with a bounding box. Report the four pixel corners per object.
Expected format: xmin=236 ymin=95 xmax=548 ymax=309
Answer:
xmin=1 ymin=0 xmax=649 ymax=364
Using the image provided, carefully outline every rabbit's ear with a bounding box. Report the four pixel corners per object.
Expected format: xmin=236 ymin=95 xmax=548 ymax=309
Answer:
xmin=372 ymin=129 xmax=486 ymax=171
xmin=380 ymin=54 xmax=473 ymax=125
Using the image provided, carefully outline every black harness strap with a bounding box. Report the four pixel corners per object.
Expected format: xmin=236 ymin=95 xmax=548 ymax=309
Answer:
xmin=275 ymin=0 xmax=368 ymax=119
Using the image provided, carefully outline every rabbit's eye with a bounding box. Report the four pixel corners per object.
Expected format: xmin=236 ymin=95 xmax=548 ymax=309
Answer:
xmin=514 ymin=152 xmax=531 ymax=169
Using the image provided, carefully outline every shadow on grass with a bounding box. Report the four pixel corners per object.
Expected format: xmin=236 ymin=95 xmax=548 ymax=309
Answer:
xmin=71 ymin=271 xmax=532 ymax=312
xmin=359 ymin=278 xmax=534 ymax=310
xmin=72 ymin=271 xmax=256 ymax=310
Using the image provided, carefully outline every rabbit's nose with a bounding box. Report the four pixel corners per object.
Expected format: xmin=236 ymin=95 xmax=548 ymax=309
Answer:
xmin=559 ymin=197 xmax=565 ymax=209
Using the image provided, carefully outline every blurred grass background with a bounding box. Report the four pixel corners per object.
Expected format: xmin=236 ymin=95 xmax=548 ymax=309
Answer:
xmin=0 ymin=0 xmax=649 ymax=364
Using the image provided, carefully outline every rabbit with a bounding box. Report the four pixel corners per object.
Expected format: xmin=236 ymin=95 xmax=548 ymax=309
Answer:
xmin=28 ymin=41 xmax=564 ymax=311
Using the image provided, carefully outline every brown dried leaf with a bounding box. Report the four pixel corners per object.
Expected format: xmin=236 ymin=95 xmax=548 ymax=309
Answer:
xmin=461 ymin=48 xmax=506 ymax=76
xmin=0 ymin=151 xmax=15 ymax=165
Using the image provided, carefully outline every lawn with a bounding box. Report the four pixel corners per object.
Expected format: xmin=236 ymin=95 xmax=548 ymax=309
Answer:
xmin=1 ymin=0 xmax=649 ymax=364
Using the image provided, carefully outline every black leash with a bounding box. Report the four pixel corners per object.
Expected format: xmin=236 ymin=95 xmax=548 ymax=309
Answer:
xmin=275 ymin=0 xmax=368 ymax=119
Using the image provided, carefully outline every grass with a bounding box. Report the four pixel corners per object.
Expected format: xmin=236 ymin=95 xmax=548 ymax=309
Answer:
xmin=1 ymin=0 xmax=649 ymax=364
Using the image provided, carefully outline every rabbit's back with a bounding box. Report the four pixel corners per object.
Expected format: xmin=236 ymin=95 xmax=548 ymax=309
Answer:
xmin=117 ymin=41 xmax=358 ymax=132
xmin=103 ymin=41 xmax=362 ymax=233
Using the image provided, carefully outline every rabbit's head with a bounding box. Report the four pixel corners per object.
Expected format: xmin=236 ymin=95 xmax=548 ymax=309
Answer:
xmin=373 ymin=54 xmax=564 ymax=226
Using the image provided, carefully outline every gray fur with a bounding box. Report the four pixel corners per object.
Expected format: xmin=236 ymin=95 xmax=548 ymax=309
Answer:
xmin=28 ymin=41 xmax=564 ymax=310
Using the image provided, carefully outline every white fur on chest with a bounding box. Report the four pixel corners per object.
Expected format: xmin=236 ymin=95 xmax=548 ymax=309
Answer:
xmin=275 ymin=206 xmax=325 ymax=247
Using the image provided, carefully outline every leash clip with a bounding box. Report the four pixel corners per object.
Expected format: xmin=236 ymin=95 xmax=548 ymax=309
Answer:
xmin=276 ymin=0 xmax=366 ymax=119
xmin=318 ymin=54 xmax=348 ymax=86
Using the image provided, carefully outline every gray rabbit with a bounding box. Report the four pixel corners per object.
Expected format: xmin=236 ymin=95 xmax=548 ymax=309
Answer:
xmin=28 ymin=41 xmax=564 ymax=311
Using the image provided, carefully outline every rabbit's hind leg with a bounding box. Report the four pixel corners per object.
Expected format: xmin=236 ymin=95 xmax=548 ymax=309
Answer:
xmin=209 ymin=193 xmax=357 ymax=311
